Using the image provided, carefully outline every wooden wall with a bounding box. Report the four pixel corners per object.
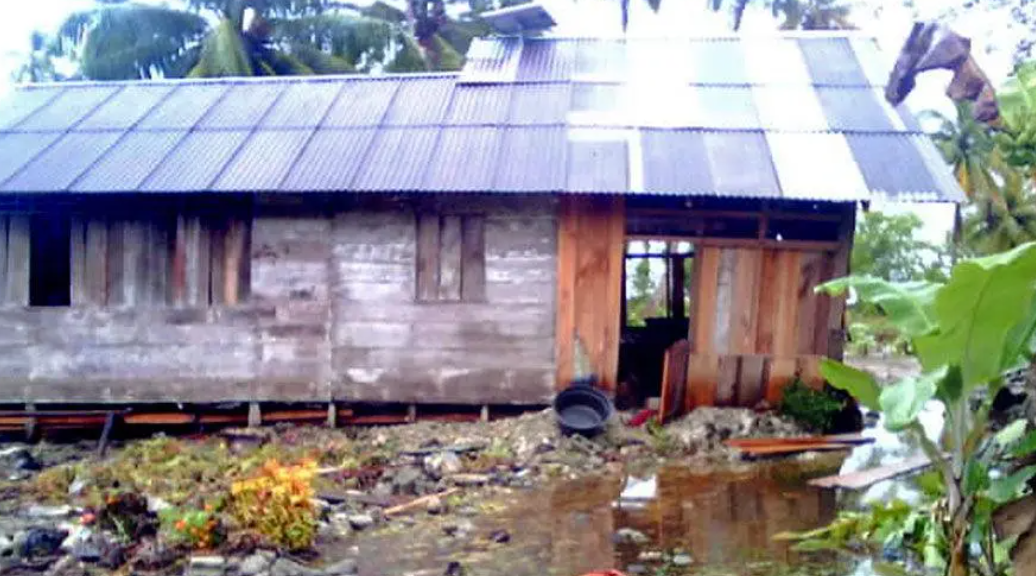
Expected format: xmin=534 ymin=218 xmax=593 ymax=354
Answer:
xmin=685 ymin=239 xmax=851 ymax=409
xmin=554 ymin=196 xmax=626 ymax=392
xmin=0 ymin=195 xmax=557 ymax=405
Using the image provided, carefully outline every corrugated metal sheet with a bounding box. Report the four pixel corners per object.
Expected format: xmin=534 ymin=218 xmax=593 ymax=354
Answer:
xmin=322 ymin=79 xmax=397 ymax=127
xmin=198 ymin=83 xmax=285 ymax=129
xmin=136 ymin=84 xmax=228 ymax=130
xmin=516 ymin=39 xmax=574 ymax=81
xmin=2 ymin=131 xmax=123 ymax=192
xmin=494 ymin=127 xmax=565 ymax=191
xmin=72 ymin=130 xmax=186 ymax=192
xmin=798 ymin=38 xmax=869 ymax=86
xmin=0 ymin=132 xmax=62 ymax=185
xmin=15 ymin=86 xmax=120 ymax=131
xmin=282 ymin=128 xmax=376 ymax=191
xmin=425 ymin=127 xmax=502 ymax=191
xmin=141 ymin=130 xmax=249 ymax=192
xmin=213 ymin=129 xmax=313 ymax=191
xmin=352 ymin=127 xmax=439 ymax=190
xmin=76 ymin=85 xmax=174 ymax=131
xmin=0 ymin=34 xmax=965 ymax=203
xmin=262 ymin=81 xmax=343 ymax=128
xmin=447 ymin=85 xmax=512 ymax=125
xmin=0 ymin=87 xmax=62 ymax=130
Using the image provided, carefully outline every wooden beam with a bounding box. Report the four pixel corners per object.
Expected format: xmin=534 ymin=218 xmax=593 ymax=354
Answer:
xmin=555 ymin=197 xmax=577 ymax=389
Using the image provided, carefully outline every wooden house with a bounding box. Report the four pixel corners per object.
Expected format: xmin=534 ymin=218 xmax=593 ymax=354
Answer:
xmin=0 ymin=34 xmax=962 ymax=419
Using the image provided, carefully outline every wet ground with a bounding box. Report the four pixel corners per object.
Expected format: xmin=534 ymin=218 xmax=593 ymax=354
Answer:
xmin=338 ymin=403 xmax=943 ymax=576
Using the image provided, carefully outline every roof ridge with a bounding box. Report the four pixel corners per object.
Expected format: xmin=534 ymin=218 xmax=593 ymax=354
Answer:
xmin=483 ymin=31 xmax=879 ymax=41
xmin=10 ymin=72 xmax=461 ymax=91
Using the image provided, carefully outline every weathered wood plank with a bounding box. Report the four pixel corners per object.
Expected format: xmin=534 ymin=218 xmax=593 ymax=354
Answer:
xmin=179 ymin=216 xmax=210 ymax=306
xmin=715 ymin=354 xmax=740 ymax=407
xmin=796 ymin=251 xmax=824 ymax=355
xmin=84 ymin=219 xmax=108 ymax=306
xmin=0 ymin=216 xmax=9 ymax=304
xmin=554 ymin=196 xmax=577 ymax=389
xmin=6 ymin=216 xmax=31 ymax=307
xmin=147 ymin=220 xmax=170 ymax=305
xmin=765 ymin=357 xmax=797 ymax=405
xmin=712 ymin=248 xmax=737 ymax=354
xmin=754 ymin=249 xmax=779 ymax=354
xmin=460 ymin=215 xmax=486 ymax=302
xmin=826 ymin=207 xmax=855 ymax=360
xmin=171 ymin=215 xmax=188 ymax=306
xmin=224 ymin=218 xmax=248 ymax=305
xmin=416 ymin=214 xmax=440 ymax=302
xmin=121 ymin=221 xmax=148 ymax=306
xmin=730 ymin=249 xmax=761 ymax=354
xmin=209 ymin=221 xmax=226 ymax=306
xmin=737 ymin=354 xmax=766 ymax=407
xmin=106 ymin=221 xmax=125 ymax=306
xmin=439 ymin=215 xmax=462 ymax=301
xmin=772 ymin=250 xmax=802 ymax=358
xmin=659 ymin=339 xmax=690 ymax=422
xmin=690 ymin=246 xmax=720 ymax=354
xmin=686 ymin=354 xmax=718 ymax=409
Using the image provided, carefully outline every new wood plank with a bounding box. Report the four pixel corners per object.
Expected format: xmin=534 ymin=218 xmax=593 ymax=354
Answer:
xmin=602 ymin=196 xmax=625 ymax=392
xmin=460 ymin=215 xmax=486 ymax=301
xmin=555 ymin=197 xmax=577 ymax=389
xmin=690 ymin=246 xmax=720 ymax=355
xmin=659 ymin=339 xmax=690 ymax=422
xmin=6 ymin=216 xmax=30 ymax=306
xmin=416 ymin=214 xmax=441 ymax=302
xmin=439 ymin=215 xmax=462 ymax=301
xmin=687 ymin=354 xmax=718 ymax=409
xmin=730 ymin=248 xmax=761 ymax=354
xmin=772 ymin=250 xmax=802 ymax=358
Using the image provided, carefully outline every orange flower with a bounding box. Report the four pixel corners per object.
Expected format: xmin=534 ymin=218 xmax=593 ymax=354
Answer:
xmin=175 ymin=519 xmax=187 ymax=531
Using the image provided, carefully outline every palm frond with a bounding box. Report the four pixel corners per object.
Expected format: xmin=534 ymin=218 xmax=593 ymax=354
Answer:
xmin=270 ymin=14 xmax=395 ymax=72
xmin=287 ymin=43 xmax=355 ymax=73
xmin=384 ymin=33 xmax=427 ymax=72
xmin=189 ymin=18 xmax=253 ymax=77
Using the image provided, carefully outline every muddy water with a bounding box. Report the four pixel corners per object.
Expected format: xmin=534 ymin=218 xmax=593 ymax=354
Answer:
xmin=345 ymin=455 xmax=864 ymax=576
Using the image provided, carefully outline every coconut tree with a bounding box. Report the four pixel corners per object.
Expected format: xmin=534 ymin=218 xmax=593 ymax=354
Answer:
xmin=52 ymin=0 xmax=477 ymax=80
xmin=620 ymin=0 xmax=854 ymax=31
xmin=964 ymin=166 xmax=1036 ymax=254
xmin=924 ymin=102 xmax=1002 ymax=201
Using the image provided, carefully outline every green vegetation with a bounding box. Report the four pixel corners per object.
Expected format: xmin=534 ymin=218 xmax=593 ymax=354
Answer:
xmin=814 ymin=242 xmax=1036 ymax=575
xmin=777 ymin=380 xmax=845 ymax=433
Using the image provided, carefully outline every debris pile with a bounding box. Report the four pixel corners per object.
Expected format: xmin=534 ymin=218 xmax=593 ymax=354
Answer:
xmin=0 ymin=407 xmax=807 ymax=576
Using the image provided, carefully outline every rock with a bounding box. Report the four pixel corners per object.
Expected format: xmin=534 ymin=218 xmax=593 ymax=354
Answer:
xmin=189 ymin=555 xmax=227 ymax=576
xmin=391 ymin=467 xmax=425 ymax=495
xmin=321 ymin=557 xmax=358 ymax=575
xmin=448 ymin=474 xmax=489 ymax=487
xmin=146 ymin=495 xmax=172 ymax=513
xmin=271 ymin=558 xmax=321 ymax=576
xmin=671 ymin=553 xmax=693 ymax=566
xmin=626 ymin=564 xmax=648 ymax=575
xmin=315 ymin=489 xmax=350 ymax=505
xmin=0 ymin=534 xmax=12 ymax=556
xmin=488 ymin=529 xmax=510 ymax=544
xmin=16 ymin=527 xmax=68 ymax=558
xmin=347 ymin=514 xmax=374 ymax=531
xmin=239 ymin=553 xmax=273 ymax=576
xmin=613 ymin=528 xmax=649 ymax=545
xmin=96 ymin=542 xmax=126 ymax=569
xmin=62 ymin=527 xmax=99 ymax=561
xmin=442 ymin=520 xmax=474 ymax=538
xmin=130 ymin=539 xmax=178 ymax=571
xmin=424 ymin=452 xmax=463 ymax=480
xmin=27 ymin=505 xmax=74 ymax=519
xmin=425 ymin=496 xmax=444 ymax=515
xmin=443 ymin=561 xmax=464 ymax=576
xmin=67 ymin=477 xmax=87 ymax=498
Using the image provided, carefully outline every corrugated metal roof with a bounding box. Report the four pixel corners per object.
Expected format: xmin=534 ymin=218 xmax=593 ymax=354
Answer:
xmin=0 ymin=34 xmax=964 ymax=203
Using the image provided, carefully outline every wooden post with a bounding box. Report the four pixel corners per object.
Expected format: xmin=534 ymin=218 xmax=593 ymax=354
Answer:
xmin=247 ymin=402 xmax=262 ymax=428
xmin=326 ymin=403 xmax=337 ymax=428
xmin=480 ymin=405 xmax=490 ymax=422
xmin=24 ymin=403 xmax=37 ymax=441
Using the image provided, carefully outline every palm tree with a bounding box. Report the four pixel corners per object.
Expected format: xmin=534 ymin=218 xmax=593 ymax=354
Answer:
xmin=924 ymin=102 xmax=1001 ymax=202
xmin=964 ymin=167 xmax=1036 ymax=254
xmin=14 ymin=32 xmax=67 ymax=83
xmin=52 ymin=0 xmax=477 ymax=80
xmin=620 ymin=0 xmax=854 ymax=32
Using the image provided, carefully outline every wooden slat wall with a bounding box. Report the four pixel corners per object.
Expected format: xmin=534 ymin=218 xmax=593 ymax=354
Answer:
xmin=555 ymin=195 xmax=625 ymax=392
xmin=685 ymin=235 xmax=850 ymax=409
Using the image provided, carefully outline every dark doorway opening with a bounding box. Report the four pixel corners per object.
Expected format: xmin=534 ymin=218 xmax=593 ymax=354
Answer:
xmin=30 ymin=214 xmax=71 ymax=307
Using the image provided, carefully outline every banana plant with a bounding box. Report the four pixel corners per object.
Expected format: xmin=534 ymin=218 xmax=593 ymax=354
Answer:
xmin=817 ymin=242 xmax=1036 ymax=575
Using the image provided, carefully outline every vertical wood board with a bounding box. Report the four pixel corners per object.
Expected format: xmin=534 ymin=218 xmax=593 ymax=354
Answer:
xmin=460 ymin=216 xmax=486 ymax=302
xmin=416 ymin=214 xmax=440 ymax=302
xmin=6 ymin=216 xmax=30 ymax=306
xmin=439 ymin=215 xmax=462 ymax=301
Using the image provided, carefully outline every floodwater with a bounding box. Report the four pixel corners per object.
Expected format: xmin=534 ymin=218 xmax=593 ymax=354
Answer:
xmin=340 ymin=406 xmax=942 ymax=576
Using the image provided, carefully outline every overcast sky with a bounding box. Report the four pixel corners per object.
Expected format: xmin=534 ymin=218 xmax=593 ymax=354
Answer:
xmin=0 ymin=0 xmax=1027 ymax=243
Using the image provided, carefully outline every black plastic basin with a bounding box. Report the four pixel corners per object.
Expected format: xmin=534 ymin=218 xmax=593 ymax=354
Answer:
xmin=553 ymin=377 xmax=614 ymax=437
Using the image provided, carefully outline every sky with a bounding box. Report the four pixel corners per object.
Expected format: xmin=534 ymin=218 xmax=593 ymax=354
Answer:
xmin=0 ymin=0 xmax=1028 ymax=244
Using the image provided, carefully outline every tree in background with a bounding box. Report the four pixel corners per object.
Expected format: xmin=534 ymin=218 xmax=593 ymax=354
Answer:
xmin=42 ymin=0 xmax=491 ymax=81
xmin=964 ymin=168 xmax=1036 ymax=254
xmin=14 ymin=32 xmax=67 ymax=83
xmin=851 ymin=211 xmax=950 ymax=282
xmin=618 ymin=0 xmax=854 ymax=31
xmin=625 ymin=258 xmax=657 ymax=327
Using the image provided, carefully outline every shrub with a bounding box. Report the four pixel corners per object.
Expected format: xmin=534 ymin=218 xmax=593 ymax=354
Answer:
xmin=778 ymin=380 xmax=846 ymax=433
xmin=160 ymin=504 xmax=225 ymax=550
xmin=229 ymin=459 xmax=317 ymax=551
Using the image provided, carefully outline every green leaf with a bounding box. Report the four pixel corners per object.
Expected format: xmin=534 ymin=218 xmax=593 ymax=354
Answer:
xmin=879 ymin=367 xmax=944 ymax=431
xmin=189 ymin=18 xmax=253 ymax=77
xmin=872 ymin=562 xmax=912 ymax=576
xmin=914 ymin=242 xmax=1036 ymax=389
xmin=989 ymin=465 xmax=1036 ymax=503
xmin=963 ymin=458 xmax=990 ymax=494
xmin=1011 ymin=430 xmax=1036 ymax=457
xmin=816 ymin=276 xmax=939 ymax=337
xmin=819 ymin=358 xmax=881 ymax=411
xmin=995 ymin=419 xmax=1029 ymax=448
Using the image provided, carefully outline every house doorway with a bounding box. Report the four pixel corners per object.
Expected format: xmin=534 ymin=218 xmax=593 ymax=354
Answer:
xmin=616 ymin=239 xmax=693 ymax=410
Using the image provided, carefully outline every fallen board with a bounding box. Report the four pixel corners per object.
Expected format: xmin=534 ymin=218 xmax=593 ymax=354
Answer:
xmin=808 ymin=454 xmax=933 ymax=490
xmin=736 ymin=442 xmax=855 ymax=456
xmin=725 ymin=434 xmax=875 ymax=448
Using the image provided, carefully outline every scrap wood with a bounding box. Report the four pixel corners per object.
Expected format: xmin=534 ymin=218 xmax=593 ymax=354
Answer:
xmin=384 ymin=488 xmax=460 ymax=516
xmin=808 ymin=454 xmax=934 ymax=490
xmin=736 ymin=442 xmax=855 ymax=456
xmin=725 ymin=433 xmax=874 ymax=449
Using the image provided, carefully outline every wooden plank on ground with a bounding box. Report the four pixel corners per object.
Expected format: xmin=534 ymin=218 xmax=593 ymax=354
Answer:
xmin=726 ymin=434 xmax=874 ymax=448
xmin=555 ymin=197 xmax=577 ymax=390
xmin=438 ymin=215 xmax=462 ymax=301
xmin=808 ymin=454 xmax=934 ymax=490
xmin=735 ymin=442 xmax=854 ymax=456
xmin=736 ymin=354 xmax=766 ymax=407
xmin=460 ymin=215 xmax=486 ymax=302
xmin=715 ymin=354 xmax=740 ymax=407
xmin=5 ymin=215 xmax=30 ymax=306
xmin=416 ymin=214 xmax=440 ymax=302
xmin=659 ymin=339 xmax=690 ymax=422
